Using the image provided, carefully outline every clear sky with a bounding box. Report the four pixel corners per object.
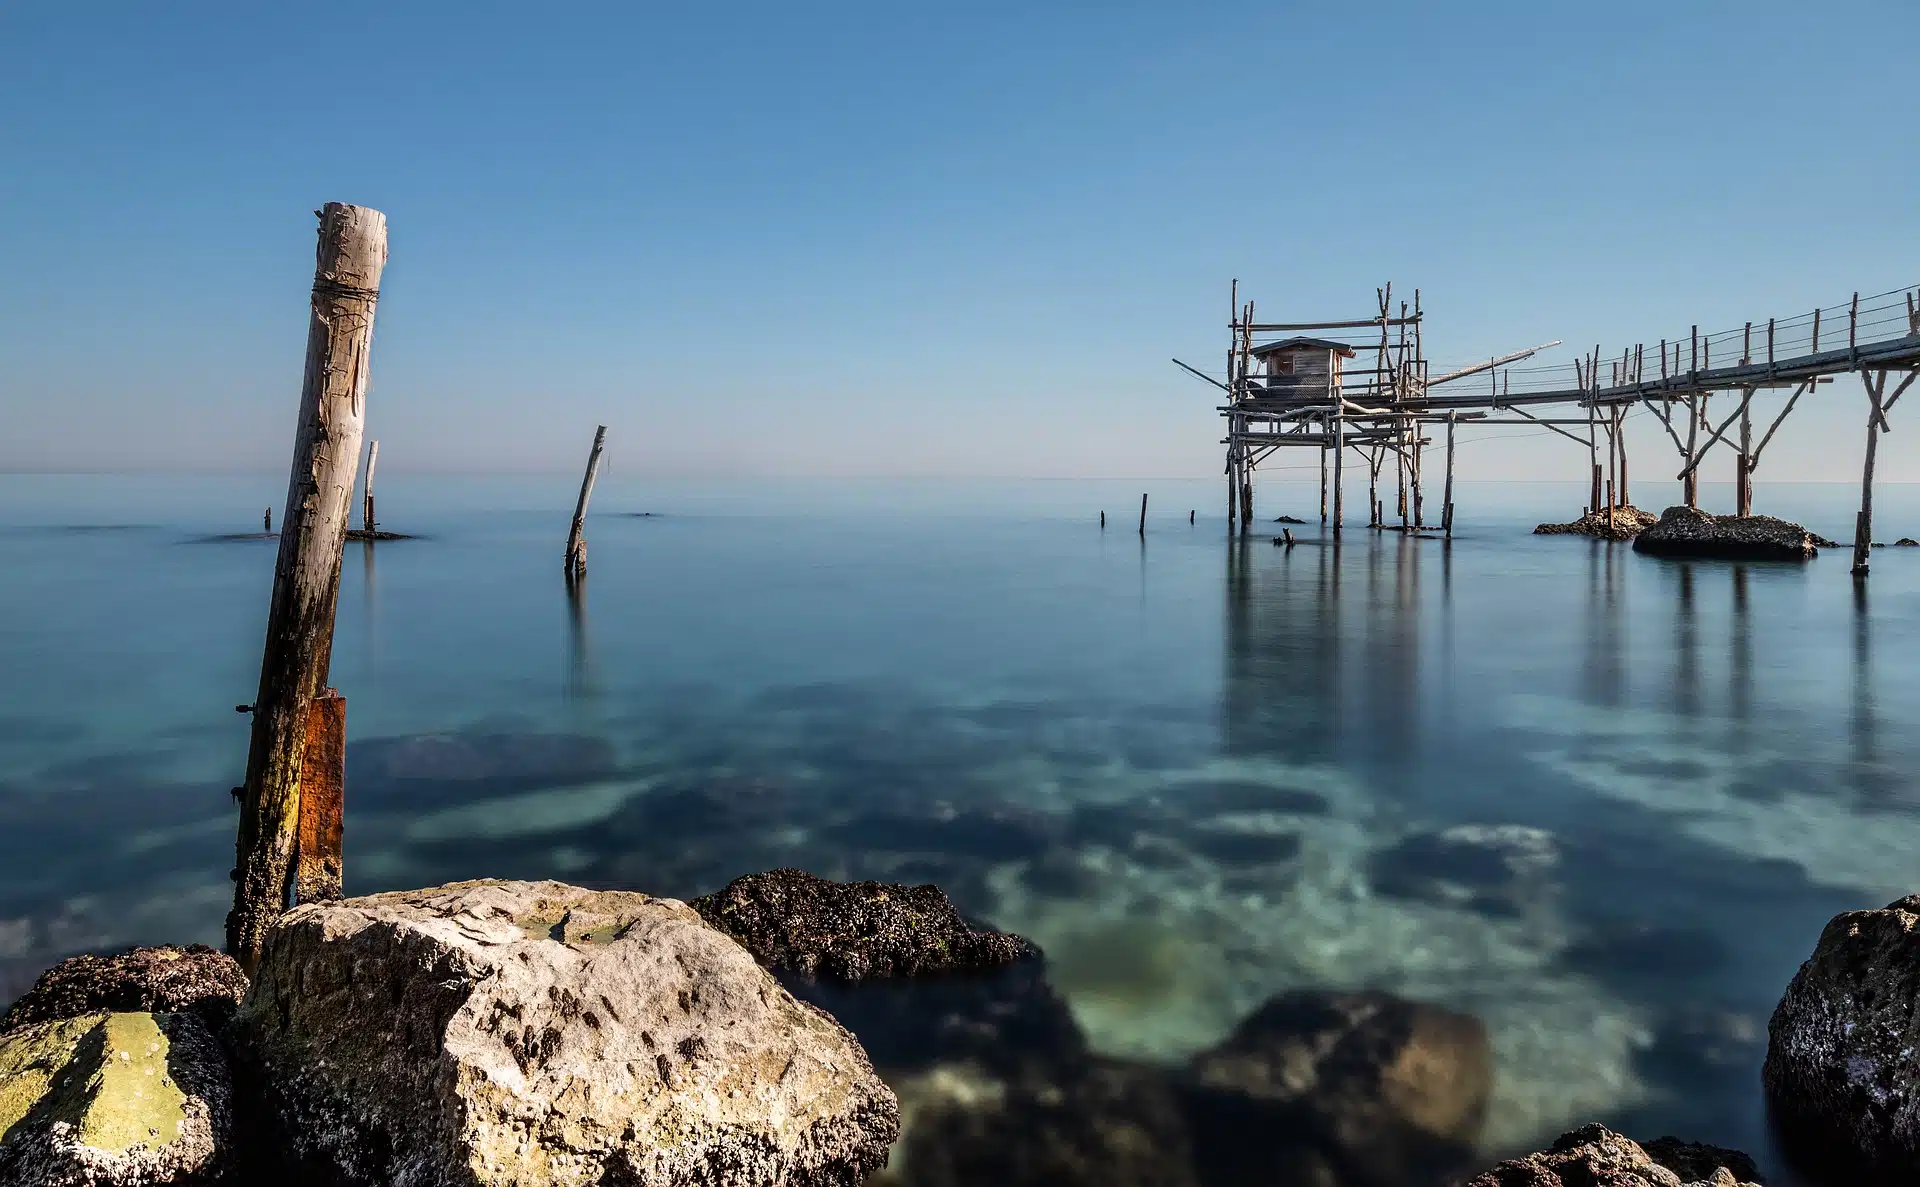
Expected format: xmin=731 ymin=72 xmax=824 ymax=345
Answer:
xmin=2 ymin=1 xmax=1916 ymax=484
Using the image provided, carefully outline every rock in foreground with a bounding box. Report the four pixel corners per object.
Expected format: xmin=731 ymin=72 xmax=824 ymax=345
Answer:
xmin=693 ymin=868 xmax=1033 ymax=981
xmin=1534 ymin=506 xmax=1659 ymax=540
xmin=0 ymin=1010 xmax=231 ymax=1186
xmin=1764 ymin=894 xmax=1920 ymax=1180
xmin=1186 ymin=988 xmax=1492 ymax=1185
xmin=1631 ymin=506 xmax=1817 ymax=561
xmin=233 ymin=879 xmax=898 ymax=1187
xmin=0 ymin=945 xmax=247 ymax=1036
xmin=1466 ymin=1124 xmax=1761 ymax=1186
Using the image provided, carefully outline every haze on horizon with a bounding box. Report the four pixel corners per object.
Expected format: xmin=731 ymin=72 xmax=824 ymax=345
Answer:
xmin=2 ymin=1 xmax=1915 ymax=486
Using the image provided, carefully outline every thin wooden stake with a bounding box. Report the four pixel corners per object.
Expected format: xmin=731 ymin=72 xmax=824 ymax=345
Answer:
xmin=361 ymin=439 xmax=379 ymax=532
xmin=228 ymin=202 xmax=386 ymax=971
xmin=1139 ymin=492 xmax=1148 ymax=536
xmin=565 ymin=425 xmax=607 ymax=581
xmin=263 ymin=508 xmax=272 ymax=533
xmin=1853 ymin=370 xmax=1888 ymax=576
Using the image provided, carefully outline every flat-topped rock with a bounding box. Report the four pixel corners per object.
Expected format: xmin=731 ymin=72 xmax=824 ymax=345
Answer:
xmin=0 ymin=1010 xmax=231 ymax=1185
xmin=1632 ymin=506 xmax=1818 ymax=561
xmin=1 ymin=945 xmax=246 ymax=1037
xmin=692 ymin=868 xmax=1034 ymax=981
xmin=233 ymin=879 xmax=898 ymax=1187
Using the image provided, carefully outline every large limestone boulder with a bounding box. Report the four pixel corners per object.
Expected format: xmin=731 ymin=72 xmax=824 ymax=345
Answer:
xmin=1764 ymin=894 xmax=1920 ymax=1177
xmin=232 ymin=879 xmax=899 ymax=1186
xmin=1464 ymin=1124 xmax=1761 ymax=1186
xmin=0 ymin=1010 xmax=231 ymax=1185
xmin=1 ymin=945 xmax=247 ymax=1036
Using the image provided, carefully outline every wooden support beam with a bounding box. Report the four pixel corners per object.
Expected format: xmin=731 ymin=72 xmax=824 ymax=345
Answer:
xmin=293 ymin=689 xmax=345 ymax=903
xmin=1853 ymin=369 xmax=1889 ymax=576
xmin=565 ymin=425 xmax=607 ymax=581
xmin=1442 ymin=411 xmax=1456 ymax=536
xmin=1677 ymin=386 xmax=1757 ymax=481
xmin=1751 ymin=380 xmax=1812 ymax=469
xmin=228 ymin=203 xmax=386 ymax=972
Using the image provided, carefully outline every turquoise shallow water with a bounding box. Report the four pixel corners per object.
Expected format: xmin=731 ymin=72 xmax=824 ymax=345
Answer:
xmin=4 ymin=472 xmax=1920 ymax=1182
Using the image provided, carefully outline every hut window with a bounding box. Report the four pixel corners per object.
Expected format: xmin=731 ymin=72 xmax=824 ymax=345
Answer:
xmin=1272 ymin=355 xmax=1295 ymax=375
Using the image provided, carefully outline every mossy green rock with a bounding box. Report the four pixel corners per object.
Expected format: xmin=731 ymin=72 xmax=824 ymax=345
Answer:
xmin=0 ymin=1010 xmax=229 ymax=1185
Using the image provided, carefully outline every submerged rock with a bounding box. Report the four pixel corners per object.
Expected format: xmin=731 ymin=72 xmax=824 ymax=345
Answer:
xmin=0 ymin=945 xmax=246 ymax=1036
xmin=1369 ymin=824 xmax=1558 ymax=918
xmin=233 ymin=879 xmax=898 ymax=1187
xmin=1185 ymin=989 xmax=1492 ymax=1185
xmin=0 ymin=1010 xmax=231 ymax=1185
xmin=1533 ymin=506 xmax=1660 ymax=540
xmin=1464 ymin=1124 xmax=1762 ymax=1186
xmin=1631 ymin=506 xmax=1817 ymax=561
xmin=1764 ymin=894 xmax=1920 ymax=1179
xmin=692 ymin=868 xmax=1034 ymax=981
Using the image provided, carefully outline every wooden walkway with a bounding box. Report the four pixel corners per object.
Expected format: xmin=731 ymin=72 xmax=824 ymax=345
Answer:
xmin=1186 ymin=283 xmax=1920 ymax=575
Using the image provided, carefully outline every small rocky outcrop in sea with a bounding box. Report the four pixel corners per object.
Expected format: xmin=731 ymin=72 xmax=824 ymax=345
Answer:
xmin=1534 ymin=506 xmax=1660 ymax=540
xmin=0 ymin=1010 xmax=233 ymax=1186
xmin=692 ymin=868 xmax=1035 ymax=981
xmin=1764 ymin=894 xmax=1920 ymax=1179
xmin=1631 ymin=506 xmax=1818 ymax=561
xmin=232 ymin=879 xmax=899 ymax=1187
xmin=1896 ymin=537 xmax=1919 ymax=547
xmin=0 ymin=944 xmax=246 ymax=1036
xmin=1465 ymin=1124 xmax=1761 ymax=1185
xmin=1185 ymin=988 xmax=1493 ymax=1185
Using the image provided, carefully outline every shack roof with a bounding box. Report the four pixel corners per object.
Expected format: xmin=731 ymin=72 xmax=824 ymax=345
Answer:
xmin=1250 ymin=336 xmax=1359 ymax=358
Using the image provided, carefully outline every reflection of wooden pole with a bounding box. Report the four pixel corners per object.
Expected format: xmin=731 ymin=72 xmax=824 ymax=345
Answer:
xmin=229 ymin=203 xmax=386 ymax=971
xmin=565 ymin=426 xmax=607 ymax=580
xmin=361 ymin=439 xmax=379 ymax=532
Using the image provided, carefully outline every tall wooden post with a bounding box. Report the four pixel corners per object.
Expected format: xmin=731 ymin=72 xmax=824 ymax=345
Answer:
xmin=228 ymin=203 xmax=386 ymax=971
xmin=1852 ymin=371 xmax=1888 ymax=576
xmin=1332 ymin=404 xmax=1346 ymax=536
xmin=361 ymin=439 xmax=379 ymax=532
xmin=1683 ymin=391 xmax=1701 ymax=508
xmin=1736 ymin=396 xmax=1753 ymax=517
xmin=1442 ymin=412 xmax=1456 ymax=535
xmin=565 ymin=425 xmax=607 ymax=581
xmin=1618 ymin=408 xmax=1630 ymax=507
xmin=1138 ymin=492 xmax=1148 ymax=536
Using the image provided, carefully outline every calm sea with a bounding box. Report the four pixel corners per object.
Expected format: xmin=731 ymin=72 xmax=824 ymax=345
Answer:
xmin=4 ymin=472 xmax=1918 ymax=1183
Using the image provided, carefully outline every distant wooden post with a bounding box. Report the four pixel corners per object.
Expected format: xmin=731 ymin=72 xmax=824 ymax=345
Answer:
xmin=228 ymin=202 xmax=386 ymax=971
xmin=1852 ymin=370 xmax=1889 ymax=576
xmin=263 ymin=508 xmax=272 ymax=533
xmin=1319 ymin=448 xmax=1328 ymax=524
xmin=1138 ymin=492 xmax=1147 ymax=536
xmin=565 ymin=425 xmax=607 ymax=581
xmin=361 ymin=439 xmax=379 ymax=532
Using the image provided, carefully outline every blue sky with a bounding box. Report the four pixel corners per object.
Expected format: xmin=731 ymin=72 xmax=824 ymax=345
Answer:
xmin=2 ymin=1 xmax=1915 ymax=482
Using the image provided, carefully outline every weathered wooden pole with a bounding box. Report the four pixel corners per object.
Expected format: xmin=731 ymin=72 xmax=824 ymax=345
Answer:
xmin=1319 ymin=447 xmax=1328 ymax=524
xmin=263 ymin=508 xmax=272 ymax=533
xmin=228 ymin=203 xmax=386 ymax=971
xmin=1683 ymin=390 xmax=1701 ymax=508
xmin=1138 ymin=492 xmax=1148 ymax=536
xmin=361 ymin=439 xmax=380 ymax=532
xmin=1332 ymin=409 xmax=1346 ymax=536
xmin=565 ymin=425 xmax=607 ymax=580
xmin=1442 ymin=411 xmax=1456 ymax=535
xmin=1736 ymin=398 xmax=1753 ymax=517
xmin=1852 ymin=370 xmax=1888 ymax=576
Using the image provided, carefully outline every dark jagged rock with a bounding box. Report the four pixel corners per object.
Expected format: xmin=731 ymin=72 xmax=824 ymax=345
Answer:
xmin=693 ymin=868 xmax=1034 ymax=981
xmin=1811 ymin=533 xmax=1841 ymax=548
xmin=1534 ymin=506 xmax=1660 ymax=540
xmin=1185 ymin=989 xmax=1493 ymax=1186
xmin=0 ymin=944 xmax=246 ymax=1037
xmin=1464 ymin=1124 xmax=1763 ymax=1185
xmin=1631 ymin=506 xmax=1817 ymax=561
xmin=1896 ymin=538 xmax=1919 ymax=547
xmin=1764 ymin=894 xmax=1920 ymax=1180
xmin=1273 ymin=515 xmax=1307 ymax=524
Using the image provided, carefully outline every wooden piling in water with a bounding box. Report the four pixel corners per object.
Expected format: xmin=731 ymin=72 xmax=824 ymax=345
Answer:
xmin=361 ymin=439 xmax=379 ymax=532
xmin=263 ymin=508 xmax=272 ymax=533
xmin=565 ymin=426 xmax=607 ymax=581
xmin=1442 ymin=411 xmax=1456 ymax=536
xmin=228 ymin=202 xmax=386 ymax=971
xmin=1138 ymin=492 xmax=1147 ymax=536
xmin=1853 ymin=371 xmax=1888 ymax=575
